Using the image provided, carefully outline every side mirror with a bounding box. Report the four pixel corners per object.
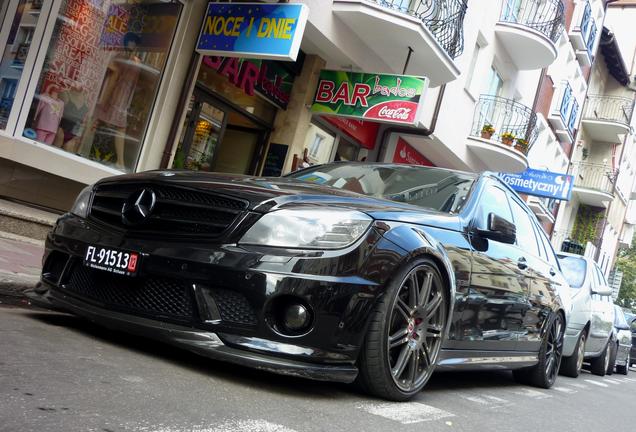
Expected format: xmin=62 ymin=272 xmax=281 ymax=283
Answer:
xmin=477 ymin=213 xmax=516 ymax=244
xmin=591 ymin=285 xmax=613 ymax=296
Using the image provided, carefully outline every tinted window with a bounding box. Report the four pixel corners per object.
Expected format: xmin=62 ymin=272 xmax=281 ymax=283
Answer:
xmin=289 ymin=164 xmax=476 ymax=214
xmin=535 ymin=223 xmax=560 ymax=268
xmin=475 ymin=185 xmax=512 ymax=229
xmin=510 ymin=199 xmax=540 ymax=257
xmin=558 ymin=255 xmax=587 ymax=289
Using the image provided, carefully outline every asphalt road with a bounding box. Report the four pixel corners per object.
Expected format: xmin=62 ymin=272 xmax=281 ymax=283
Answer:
xmin=1 ymin=305 xmax=635 ymax=432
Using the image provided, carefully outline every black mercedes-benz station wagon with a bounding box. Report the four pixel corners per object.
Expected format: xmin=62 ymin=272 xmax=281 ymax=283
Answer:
xmin=30 ymin=163 xmax=569 ymax=401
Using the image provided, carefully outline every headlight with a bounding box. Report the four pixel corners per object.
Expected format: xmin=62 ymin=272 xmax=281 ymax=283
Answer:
xmin=240 ymin=208 xmax=372 ymax=249
xmin=70 ymin=185 xmax=93 ymax=218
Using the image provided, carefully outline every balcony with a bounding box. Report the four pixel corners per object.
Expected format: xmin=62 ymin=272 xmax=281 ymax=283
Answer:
xmin=495 ymin=0 xmax=564 ymax=70
xmin=569 ymin=1 xmax=597 ymax=66
xmin=570 ymin=161 xmax=616 ymax=207
xmin=332 ymin=0 xmax=467 ymax=86
xmin=467 ymin=95 xmax=537 ymax=173
xmin=581 ymin=95 xmax=633 ymax=143
xmin=548 ymin=81 xmax=579 ymax=144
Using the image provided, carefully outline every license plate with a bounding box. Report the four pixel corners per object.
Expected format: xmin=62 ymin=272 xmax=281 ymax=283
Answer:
xmin=84 ymin=245 xmax=140 ymax=276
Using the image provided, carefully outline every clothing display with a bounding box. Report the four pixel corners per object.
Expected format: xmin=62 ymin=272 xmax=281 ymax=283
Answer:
xmin=35 ymin=129 xmax=56 ymax=145
xmin=96 ymin=56 xmax=141 ymax=128
xmin=34 ymin=95 xmax=64 ymax=134
xmin=59 ymin=96 xmax=88 ymax=143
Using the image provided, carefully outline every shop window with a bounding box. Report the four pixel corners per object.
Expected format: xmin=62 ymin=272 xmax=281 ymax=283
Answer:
xmin=22 ymin=0 xmax=182 ymax=172
xmin=335 ymin=138 xmax=359 ymax=162
xmin=0 ymin=0 xmax=44 ymax=129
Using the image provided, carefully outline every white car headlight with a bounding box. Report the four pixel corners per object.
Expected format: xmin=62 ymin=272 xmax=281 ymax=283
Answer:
xmin=240 ymin=208 xmax=372 ymax=249
xmin=70 ymin=185 xmax=93 ymax=218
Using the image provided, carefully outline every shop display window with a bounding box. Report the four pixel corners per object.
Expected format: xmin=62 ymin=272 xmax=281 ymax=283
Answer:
xmin=21 ymin=0 xmax=182 ymax=172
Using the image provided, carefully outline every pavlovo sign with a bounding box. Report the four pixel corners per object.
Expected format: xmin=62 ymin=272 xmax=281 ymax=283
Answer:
xmin=196 ymin=2 xmax=308 ymax=61
xmin=311 ymin=70 xmax=429 ymax=125
xmin=499 ymin=168 xmax=574 ymax=201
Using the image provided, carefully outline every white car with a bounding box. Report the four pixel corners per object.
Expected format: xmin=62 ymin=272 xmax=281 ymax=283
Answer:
xmin=610 ymin=304 xmax=632 ymax=375
xmin=557 ymin=253 xmax=615 ymax=377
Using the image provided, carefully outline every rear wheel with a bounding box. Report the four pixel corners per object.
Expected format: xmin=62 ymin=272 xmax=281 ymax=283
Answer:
xmin=356 ymin=258 xmax=448 ymax=401
xmin=560 ymin=330 xmax=586 ymax=378
xmin=590 ymin=342 xmax=610 ymax=376
xmin=513 ymin=313 xmax=564 ymax=388
xmin=617 ymin=353 xmax=630 ymax=375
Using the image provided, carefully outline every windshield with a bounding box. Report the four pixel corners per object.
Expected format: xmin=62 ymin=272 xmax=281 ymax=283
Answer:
xmin=288 ymin=163 xmax=476 ymax=214
xmin=557 ymin=255 xmax=587 ymax=289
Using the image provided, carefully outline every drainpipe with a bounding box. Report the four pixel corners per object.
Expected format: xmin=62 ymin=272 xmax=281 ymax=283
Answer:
xmin=375 ymin=84 xmax=447 ymax=162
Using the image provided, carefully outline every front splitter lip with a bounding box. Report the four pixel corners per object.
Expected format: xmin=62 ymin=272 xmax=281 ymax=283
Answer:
xmin=27 ymin=287 xmax=359 ymax=384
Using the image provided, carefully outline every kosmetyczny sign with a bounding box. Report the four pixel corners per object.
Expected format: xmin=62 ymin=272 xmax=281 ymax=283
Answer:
xmin=196 ymin=3 xmax=308 ymax=61
xmin=499 ymin=168 xmax=574 ymax=201
xmin=311 ymin=70 xmax=429 ymax=125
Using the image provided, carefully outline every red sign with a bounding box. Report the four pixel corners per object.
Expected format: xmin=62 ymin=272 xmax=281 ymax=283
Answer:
xmin=392 ymin=138 xmax=434 ymax=166
xmin=323 ymin=116 xmax=379 ymax=150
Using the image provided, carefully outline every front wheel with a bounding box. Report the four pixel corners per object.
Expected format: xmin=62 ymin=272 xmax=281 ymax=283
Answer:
xmin=616 ymin=353 xmax=630 ymax=375
xmin=513 ymin=312 xmax=564 ymax=388
xmin=590 ymin=342 xmax=610 ymax=376
xmin=560 ymin=330 xmax=586 ymax=378
xmin=356 ymin=257 xmax=448 ymax=401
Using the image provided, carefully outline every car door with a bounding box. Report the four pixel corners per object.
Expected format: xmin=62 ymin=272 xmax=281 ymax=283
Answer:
xmin=507 ymin=197 xmax=561 ymax=352
xmin=589 ymin=265 xmax=613 ymax=353
xmin=461 ymin=181 xmax=530 ymax=351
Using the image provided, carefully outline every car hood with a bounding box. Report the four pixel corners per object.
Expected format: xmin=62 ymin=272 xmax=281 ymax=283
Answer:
xmin=97 ymin=170 xmax=463 ymax=230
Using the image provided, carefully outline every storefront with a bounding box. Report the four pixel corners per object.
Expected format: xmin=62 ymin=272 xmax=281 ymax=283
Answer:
xmin=168 ymin=54 xmax=302 ymax=175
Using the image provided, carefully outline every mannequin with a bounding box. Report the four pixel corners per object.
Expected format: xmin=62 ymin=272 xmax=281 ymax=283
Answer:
xmin=33 ymin=84 xmax=64 ymax=145
xmin=94 ymin=32 xmax=142 ymax=168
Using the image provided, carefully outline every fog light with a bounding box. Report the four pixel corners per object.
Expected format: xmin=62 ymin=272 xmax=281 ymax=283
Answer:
xmin=284 ymin=304 xmax=310 ymax=331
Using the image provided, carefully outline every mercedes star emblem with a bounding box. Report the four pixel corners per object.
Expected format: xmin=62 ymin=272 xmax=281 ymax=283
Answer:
xmin=122 ymin=189 xmax=156 ymax=225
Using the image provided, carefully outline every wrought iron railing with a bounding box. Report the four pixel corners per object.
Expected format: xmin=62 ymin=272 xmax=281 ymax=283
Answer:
xmin=580 ymin=1 xmax=591 ymax=37
xmin=369 ymin=0 xmax=468 ymax=58
xmin=551 ymin=230 xmax=585 ymax=255
xmin=583 ymin=94 xmax=634 ymax=127
xmin=499 ymin=0 xmax=565 ymax=43
xmin=570 ymin=161 xmax=617 ymax=195
xmin=586 ymin=19 xmax=597 ymax=53
xmin=470 ymin=95 xmax=538 ymax=153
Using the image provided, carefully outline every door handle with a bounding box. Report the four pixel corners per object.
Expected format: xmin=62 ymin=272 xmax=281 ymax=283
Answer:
xmin=517 ymin=257 xmax=528 ymax=270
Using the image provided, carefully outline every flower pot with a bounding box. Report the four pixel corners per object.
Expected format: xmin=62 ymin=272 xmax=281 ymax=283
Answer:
xmin=514 ymin=143 xmax=527 ymax=154
xmin=501 ymin=138 xmax=514 ymax=146
xmin=481 ymin=131 xmax=494 ymax=139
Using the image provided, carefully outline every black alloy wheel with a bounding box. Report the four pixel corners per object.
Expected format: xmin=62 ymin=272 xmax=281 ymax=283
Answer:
xmin=514 ymin=313 xmax=564 ymax=388
xmin=357 ymin=258 xmax=448 ymax=401
xmin=560 ymin=330 xmax=586 ymax=378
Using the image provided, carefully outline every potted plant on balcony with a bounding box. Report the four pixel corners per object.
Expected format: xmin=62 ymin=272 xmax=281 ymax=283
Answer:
xmin=481 ymin=124 xmax=495 ymax=139
xmin=514 ymin=138 xmax=528 ymax=154
xmin=501 ymin=131 xmax=515 ymax=146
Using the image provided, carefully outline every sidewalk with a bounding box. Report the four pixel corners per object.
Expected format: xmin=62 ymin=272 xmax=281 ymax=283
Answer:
xmin=0 ymin=232 xmax=43 ymax=302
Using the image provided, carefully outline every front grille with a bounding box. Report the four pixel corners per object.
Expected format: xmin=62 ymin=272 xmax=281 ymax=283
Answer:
xmin=63 ymin=264 xmax=194 ymax=322
xmin=89 ymin=183 xmax=248 ymax=237
xmin=211 ymin=288 xmax=257 ymax=325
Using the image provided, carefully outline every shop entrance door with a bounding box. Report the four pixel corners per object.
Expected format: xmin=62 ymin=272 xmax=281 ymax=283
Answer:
xmin=173 ymin=87 xmax=269 ymax=174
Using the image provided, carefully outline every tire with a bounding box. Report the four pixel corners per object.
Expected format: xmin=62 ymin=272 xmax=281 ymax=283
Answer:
xmin=560 ymin=330 xmax=586 ymax=378
xmin=513 ymin=312 xmax=564 ymax=389
xmin=356 ymin=257 xmax=448 ymax=401
xmin=617 ymin=353 xmax=629 ymax=375
xmin=590 ymin=342 xmax=611 ymax=376
xmin=606 ymin=343 xmax=618 ymax=376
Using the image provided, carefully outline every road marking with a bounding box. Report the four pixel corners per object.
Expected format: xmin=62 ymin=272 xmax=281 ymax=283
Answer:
xmin=568 ymin=382 xmax=588 ymax=389
xmin=623 ymin=377 xmax=636 ymax=382
xmin=512 ymin=388 xmax=551 ymax=399
xmin=358 ymin=402 xmax=455 ymax=424
xmin=208 ymin=419 xmax=299 ymax=432
xmin=553 ymin=386 xmax=577 ymax=394
xmin=604 ymin=378 xmax=622 ymax=384
xmin=460 ymin=394 xmax=511 ymax=407
xmin=584 ymin=379 xmax=608 ymax=387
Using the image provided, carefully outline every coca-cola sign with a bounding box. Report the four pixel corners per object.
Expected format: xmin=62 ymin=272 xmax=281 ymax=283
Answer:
xmin=311 ymin=70 xmax=428 ymax=125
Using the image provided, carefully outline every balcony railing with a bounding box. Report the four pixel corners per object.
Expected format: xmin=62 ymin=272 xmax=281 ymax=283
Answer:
xmin=370 ymin=0 xmax=468 ymax=58
xmin=586 ymin=19 xmax=597 ymax=53
xmin=570 ymin=161 xmax=617 ymax=195
xmin=583 ymin=94 xmax=634 ymax=126
xmin=580 ymin=1 xmax=591 ymax=37
xmin=470 ymin=95 xmax=538 ymax=152
xmin=499 ymin=0 xmax=565 ymax=43
xmin=12 ymin=43 xmax=30 ymax=65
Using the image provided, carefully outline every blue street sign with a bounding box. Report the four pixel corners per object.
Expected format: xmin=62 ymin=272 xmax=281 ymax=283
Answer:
xmin=196 ymin=2 xmax=309 ymax=61
xmin=499 ymin=168 xmax=574 ymax=201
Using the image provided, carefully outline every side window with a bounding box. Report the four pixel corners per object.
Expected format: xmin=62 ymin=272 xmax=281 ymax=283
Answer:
xmin=476 ymin=184 xmax=512 ymax=229
xmin=535 ymin=222 xmax=560 ymax=268
xmin=630 ymin=320 xmax=636 ymax=332
xmin=509 ymin=199 xmax=540 ymax=257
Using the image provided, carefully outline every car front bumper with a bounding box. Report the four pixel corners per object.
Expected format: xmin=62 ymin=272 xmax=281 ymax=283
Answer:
xmin=37 ymin=214 xmax=407 ymax=382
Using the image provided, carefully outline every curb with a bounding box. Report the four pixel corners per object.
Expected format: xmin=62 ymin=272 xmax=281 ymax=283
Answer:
xmin=0 ymin=274 xmax=39 ymax=299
